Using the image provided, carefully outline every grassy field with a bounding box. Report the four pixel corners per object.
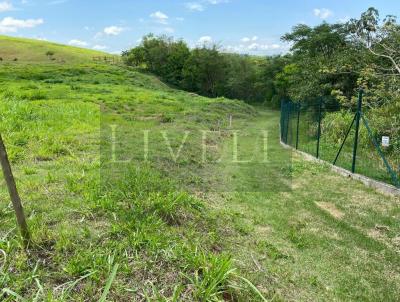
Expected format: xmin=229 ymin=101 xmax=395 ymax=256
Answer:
xmin=0 ymin=37 xmax=399 ymax=301
xmin=0 ymin=35 xmax=112 ymax=63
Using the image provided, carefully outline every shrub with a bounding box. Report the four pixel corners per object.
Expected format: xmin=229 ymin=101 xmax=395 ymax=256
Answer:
xmin=46 ymin=51 xmax=55 ymax=60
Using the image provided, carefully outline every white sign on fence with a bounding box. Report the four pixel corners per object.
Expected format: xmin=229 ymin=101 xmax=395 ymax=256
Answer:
xmin=382 ymin=136 xmax=390 ymax=147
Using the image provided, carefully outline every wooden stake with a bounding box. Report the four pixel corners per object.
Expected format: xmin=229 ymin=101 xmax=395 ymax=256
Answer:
xmin=0 ymin=134 xmax=30 ymax=247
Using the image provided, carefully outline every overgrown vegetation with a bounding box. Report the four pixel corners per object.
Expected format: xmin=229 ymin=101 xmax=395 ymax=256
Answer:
xmin=122 ymin=34 xmax=286 ymax=104
xmin=123 ymin=7 xmax=399 ymax=184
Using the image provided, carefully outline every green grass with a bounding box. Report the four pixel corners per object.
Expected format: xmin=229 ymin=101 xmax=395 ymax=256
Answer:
xmin=0 ymin=35 xmax=113 ymax=63
xmin=0 ymin=38 xmax=399 ymax=301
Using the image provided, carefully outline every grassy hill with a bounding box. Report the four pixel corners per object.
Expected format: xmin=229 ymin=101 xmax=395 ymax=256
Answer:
xmin=0 ymin=35 xmax=112 ymax=63
xmin=0 ymin=37 xmax=399 ymax=301
xmin=0 ymin=38 xmax=267 ymax=301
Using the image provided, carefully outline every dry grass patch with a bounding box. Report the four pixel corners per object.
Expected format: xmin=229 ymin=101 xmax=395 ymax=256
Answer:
xmin=316 ymin=202 xmax=345 ymax=219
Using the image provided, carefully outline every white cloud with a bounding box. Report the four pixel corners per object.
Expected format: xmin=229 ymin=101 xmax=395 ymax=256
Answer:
xmin=0 ymin=1 xmax=13 ymax=12
xmin=93 ymin=44 xmax=107 ymax=50
xmin=185 ymin=0 xmax=228 ymax=12
xmin=68 ymin=39 xmax=88 ymax=47
xmin=206 ymin=0 xmax=229 ymax=4
xmin=103 ymin=25 xmax=124 ymax=36
xmin=224 ymin=42 xmax=285 ymax=54
xmin=241 ymin=36 xmax=258 ymax=43
xmin=150 ymin=11 xmax=169 ymax=24
xmin=313 ymin=8 xmax=333 ymax=19
xmin=248 ymin=43 xmax=259 ymax=50
xmin=198 ymin=35 xmax=213 ymax=44
xmin=244 ymin=43 xmax=282 ymax=51
xmin=224 ymin=45 xmax=243 ymax=52
xmin=0 ymin=17 xmax=43 ymax=28
xmin=0 ymin=17 xmax=43 ymax=33
xmin=0 ymin=25 xmax=13 ymax=33
xmin=185 ymin=2 xmax=204 ymax=11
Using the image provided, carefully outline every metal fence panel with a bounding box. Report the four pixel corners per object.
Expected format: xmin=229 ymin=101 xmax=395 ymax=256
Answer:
xmin=280 ymin=93 xmax=400 ymax=188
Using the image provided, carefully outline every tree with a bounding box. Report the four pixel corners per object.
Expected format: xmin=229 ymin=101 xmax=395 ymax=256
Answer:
xmin=281 ymin=22 xmax=358 ymax=101
xmin=257 ymin=56 xmax=289 ymax=107
xmin=182 ymin=46 xmax=227 ymax=97
xmin=122 ymin=47 xmax=145 ymax=67
xmin=224 ymin=54 xmax=259 ymax=102
xmin=282 ymin=23 xmax=347 ymax=58
xmin=122 ymin=35 xmax=190 ymax=86
xmin=141 ymin=34 xmax=169 ymax=74
xmin=164 ymin=40 xmax=190 ymax=86
xmin=347 ymin=7 xmax=400 ymax=74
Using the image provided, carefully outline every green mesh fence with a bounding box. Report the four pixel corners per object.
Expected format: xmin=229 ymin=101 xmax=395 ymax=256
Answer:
xmin=281 ymin=94 xmax=400 ymax=188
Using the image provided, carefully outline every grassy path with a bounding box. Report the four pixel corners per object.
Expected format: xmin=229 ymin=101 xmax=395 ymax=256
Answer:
xmin=199 ymin=108 xmax=400 ymax=301
xmin=0 ymin=62 xmax=399 ymax=301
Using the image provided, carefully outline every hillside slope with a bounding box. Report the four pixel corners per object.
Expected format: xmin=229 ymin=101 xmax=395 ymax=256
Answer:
xmin=0 ymin=35 xmax=112 ymax=63
xmin=0 ymin=38 xmax=266 ymax=301
xmin=0 ymin=38 xmax=399 ymax=301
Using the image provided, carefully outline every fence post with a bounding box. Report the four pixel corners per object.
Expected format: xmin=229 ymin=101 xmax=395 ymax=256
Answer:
xmin=352 ymin=89 xmax=363 ymax=173
xmin=280 ymin=100 xmax=284 ymax=142
xmin=286 ymin=102 xmax=292 ymax=145
xmin=295 ymin=103 xmax=300 ymax=150
xmin=0 ymin=134 xmax=31 ymax=247
xmin=316 ymin=98 xmax=323 ymax=158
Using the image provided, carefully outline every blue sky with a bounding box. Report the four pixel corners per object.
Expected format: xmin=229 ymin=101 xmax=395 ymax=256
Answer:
xmin=1 ymin=0 xmax=399 ymax=54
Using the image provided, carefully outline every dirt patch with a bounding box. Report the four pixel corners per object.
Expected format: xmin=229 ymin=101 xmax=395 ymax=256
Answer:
xmin=366 ymin=228 xmax=397 ymax=250
xmin=255 ymin=225 xmax=273 ymax=236
xmin=392 ymin=236 xmax=400 ymax=248
xmin=315 ymin=202 xmax=344 ymax=219
xmin=367 ymin=228 xmax=384 ymax=241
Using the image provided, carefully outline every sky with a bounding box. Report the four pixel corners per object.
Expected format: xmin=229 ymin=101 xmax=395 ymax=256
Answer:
xmin=0 ymin=0 xmax=399 ymax=55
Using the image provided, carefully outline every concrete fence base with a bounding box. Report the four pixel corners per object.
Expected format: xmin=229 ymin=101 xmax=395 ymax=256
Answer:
xmin=280 ymin=141 xmax=400 ymax=197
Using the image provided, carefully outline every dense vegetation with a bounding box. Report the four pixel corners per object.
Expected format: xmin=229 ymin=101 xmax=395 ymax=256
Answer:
xmin=123 ymin=7 xmax=400 ymax=182
xmin=122 ymin=34 xmax=286 ymax=105
xmin=123 ymin=8 xmax=399 ymax=109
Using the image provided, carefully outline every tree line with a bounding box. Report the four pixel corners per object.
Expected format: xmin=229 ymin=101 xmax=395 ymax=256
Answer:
xmin=122 ymin=7 xmax=399 ymax=114
xmin=122 ymin=34 xmax=289 ymax=107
